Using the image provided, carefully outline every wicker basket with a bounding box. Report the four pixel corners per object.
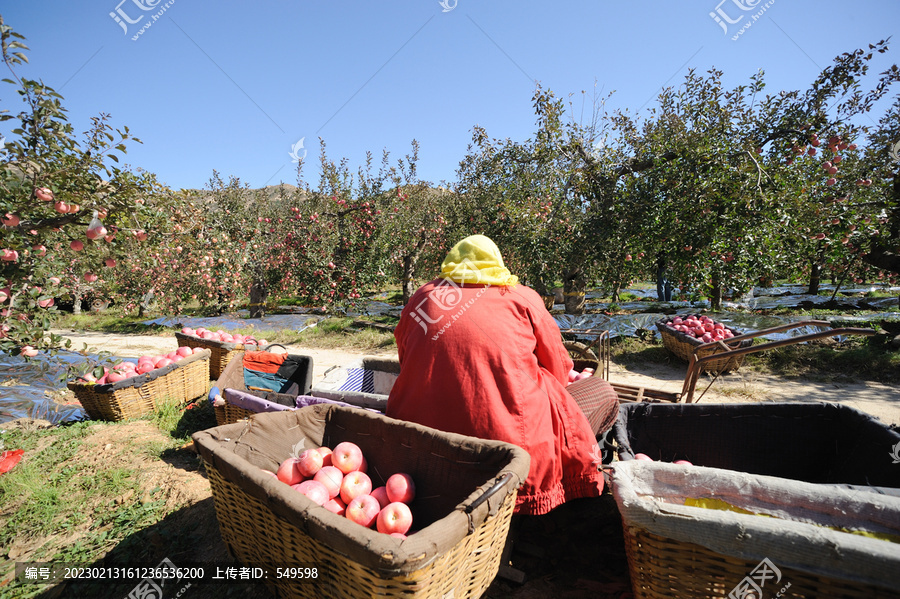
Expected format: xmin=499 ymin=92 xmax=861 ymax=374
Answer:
xmin=656 ymin=316 xmax=752 ymax=373
xmin=213 ymin=402 xmax=255 ymax=426
xmin=612 ymin=460 xmax=900 ymax=599
xmin=68 ymin=349 xmax=211 ymax=422
xmin=193 ymin=405 xmax=531 ymax=599
xmin=175 ymin=332 xmax=258 ymax=379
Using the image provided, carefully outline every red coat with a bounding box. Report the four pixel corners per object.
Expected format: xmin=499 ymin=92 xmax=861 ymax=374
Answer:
xmin=386 ymin=279 xmax=604 ymax=515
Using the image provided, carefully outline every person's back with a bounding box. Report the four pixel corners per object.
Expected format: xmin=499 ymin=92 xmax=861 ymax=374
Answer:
xmin=386 ymin=235 xmax=616 ymax=515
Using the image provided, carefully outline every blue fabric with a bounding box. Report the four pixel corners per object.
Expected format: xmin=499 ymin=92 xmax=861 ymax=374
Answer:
xmin=338 ymin=368 xmax=375 ymax=393
xmin=208 ymin=386 xmax=221 ymax=406
xmin=244 ymin=369 xmax=293 ymax=394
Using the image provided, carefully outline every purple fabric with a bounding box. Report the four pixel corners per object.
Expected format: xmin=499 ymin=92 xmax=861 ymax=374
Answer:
xmin=293 ymin=394 xmax=358 ymax=410
xmin=224 ymin=388 xmax=293 ymax=414
xmin=223 ymin=389 xmax=360 ymax=415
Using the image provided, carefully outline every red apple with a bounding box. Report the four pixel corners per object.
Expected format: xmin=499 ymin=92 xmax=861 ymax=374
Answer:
xmin=323 ymin=496 xmax=346 ymax=516
xmin=340 ymin=471 xmax=373 ymax=505
xmin=175 ymin=346 xmax=193 ymax=358
xmin=277 ymin=457 xmax=303 ymax=486
xmin=70 ymin=240 xmax=84 ymax=252
xmin=35 ymin=187 xmax=54 ymax=202
xmin=292 ymin=480 xmax=330 ymax=506
xmin=314 ymin=466 xmax=344 ymax=498
xmin=332 ymin=441 xmax=364 ymax=474
xmin=377 ymin=502 xmax=413 ymax=535
xmin=106 ymin=371 xmax=127 ymax=383
xmin=345 ymin=494 xmax=380 ymax=528
xmin=293 ymin=448 xmax=322 ymax=479
xmin=136 ymin=362 xmax=155 ymax=375
xmin=317 ymin=446 xmax=334 ymax=467
xmin=21 ymin=346 xmax=39 ymax=358
xmin=370 ymin=486 xmax=391 ymax=509
xmin=674 ymin=460 xmax=694 ymax=466
xmin=634 ymin=453 xmax=654 ymax=461
xmin=385 ymin=473 xmax=416 ymax=504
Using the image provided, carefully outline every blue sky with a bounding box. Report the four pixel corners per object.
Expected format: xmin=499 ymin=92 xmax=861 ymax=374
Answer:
xmin=1 ymin=1 xmax=898 ymax=191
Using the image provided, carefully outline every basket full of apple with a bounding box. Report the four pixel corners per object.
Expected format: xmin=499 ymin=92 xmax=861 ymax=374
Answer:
xmin=67 ymin=347 xmax=211 ymax=422
xmin=192 ymin=404 xmax=531 ymax=599
xmin=176 ymin=327 xmax=266 ymax=379
xmin=656 ymin=314 xmax=752 ymax=373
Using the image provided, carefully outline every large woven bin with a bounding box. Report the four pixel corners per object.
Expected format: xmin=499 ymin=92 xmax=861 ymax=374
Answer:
xmin=611 ymin=460 xmax=900 ymax=599
xmin=175 ymin=332 xmax=257 ymax=379
xmin=656 ymin=316 xmax=752 ymax=373
xmin=613 ymin=402 xmax=900 ymax=488
xmin=67 ymin=349 xmax=211 ymax=422
xmin=192 ymin=405 xmax=531 ymax=599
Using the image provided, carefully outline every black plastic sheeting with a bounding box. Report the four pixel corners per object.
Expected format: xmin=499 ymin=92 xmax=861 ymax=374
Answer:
xmin=0 ymin=351 xmax=92 ymax=425
xmin=142 ymin=301 xmax=402 ymax=332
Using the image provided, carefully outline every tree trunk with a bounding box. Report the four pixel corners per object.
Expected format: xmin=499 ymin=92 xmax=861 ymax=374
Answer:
xmin=401 ymin=233 xmax=429 ymax=305
xmin=807 ymin=262 xmax=821 ymax=295
xmin=710 ymin=273 xmax=722 ymax=311
xmin=530 ymin=280 xmax=555 ymax=312
xmin=73 ymin=293 xmax=82 ymax=315
xmin=249 ymin=282 xmax=268 ymax=318
xmin=401 ymin=254 xmax=419 ymax=305
xmin=563 ymin=269 xmax=586 ymax=315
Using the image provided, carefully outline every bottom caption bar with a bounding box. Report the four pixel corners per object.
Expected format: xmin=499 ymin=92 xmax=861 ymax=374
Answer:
xmin=16 ymin=560 xmax=321 ymax=585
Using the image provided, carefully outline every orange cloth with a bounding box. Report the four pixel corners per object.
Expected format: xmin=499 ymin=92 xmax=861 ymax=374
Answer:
xmin=386 ymin=279 xmax=604 ymax=515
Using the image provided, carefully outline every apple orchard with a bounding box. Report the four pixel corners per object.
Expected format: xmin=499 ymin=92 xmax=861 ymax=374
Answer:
xmin=2 ymin=17 xmax=900 ymax=354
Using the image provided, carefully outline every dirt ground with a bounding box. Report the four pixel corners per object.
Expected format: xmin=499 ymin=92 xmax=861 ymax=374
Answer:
xmin=25 ymin=329 xmax=900 ymax=598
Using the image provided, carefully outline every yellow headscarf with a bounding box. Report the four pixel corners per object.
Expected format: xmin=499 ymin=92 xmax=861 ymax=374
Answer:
xmin=440 ymin=235 xmax=519 ymax=287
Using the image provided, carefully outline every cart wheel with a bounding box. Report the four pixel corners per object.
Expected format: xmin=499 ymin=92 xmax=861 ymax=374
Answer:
xmin=563 ymin=340 xmax=598 ymax=361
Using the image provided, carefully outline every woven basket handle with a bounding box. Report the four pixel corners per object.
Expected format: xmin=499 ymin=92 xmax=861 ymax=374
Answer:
xmin=464 ymin=472 xmax=515 ymax=534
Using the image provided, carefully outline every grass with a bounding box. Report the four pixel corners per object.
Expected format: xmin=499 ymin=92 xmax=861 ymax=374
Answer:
xmin=0 ymin=398 xmax=218 ymax=598
xmin=259 ymin=317 xmax=396 ymax=351
xmin=742 ymin=337 xmax=900 ymax=383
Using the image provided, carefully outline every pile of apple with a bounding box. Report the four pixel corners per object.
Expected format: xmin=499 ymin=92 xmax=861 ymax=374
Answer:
xmin=634 ymin=453 xmax=693 ymax=466
xmin=268 ymin=441 xmax=416 ymax=538
xmin=180 ymin=326 xmax=266 ymax=347
xmin=663 ymin=315 xmax=736 ymax=344
xmin=75 ymin=345 xmax=206 ymax=384
xmin=567 ymin=367 xmax=595 ymax=385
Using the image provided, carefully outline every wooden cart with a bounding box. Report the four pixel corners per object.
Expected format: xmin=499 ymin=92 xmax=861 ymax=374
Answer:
xmin=562 ymin=320 xmax=877 ymax=405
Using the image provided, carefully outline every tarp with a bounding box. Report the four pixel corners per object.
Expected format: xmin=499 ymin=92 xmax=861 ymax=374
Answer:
xmin=0 ymin=351 xmax=93 ymax=424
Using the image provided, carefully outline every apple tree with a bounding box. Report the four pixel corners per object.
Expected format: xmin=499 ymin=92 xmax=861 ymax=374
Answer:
xmin=0 ymin=17 xmax=161 ymax=354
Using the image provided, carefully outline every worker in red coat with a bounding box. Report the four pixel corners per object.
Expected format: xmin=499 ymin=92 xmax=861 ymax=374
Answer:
xmin=386 ymin=235 xmax=619 ymax=515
